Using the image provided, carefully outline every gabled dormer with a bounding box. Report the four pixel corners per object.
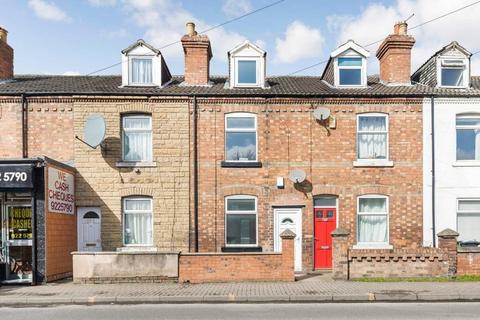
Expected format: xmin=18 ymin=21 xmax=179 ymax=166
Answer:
xmin=121 ymin=39 xmax=171 ymax=87
xmin=412 ymin=41 xmax=471 ymax=89
xmin=322 ymin=40 xmax=369 ymax=88
xmin=228 ymin=40 xmax=266 ymax=89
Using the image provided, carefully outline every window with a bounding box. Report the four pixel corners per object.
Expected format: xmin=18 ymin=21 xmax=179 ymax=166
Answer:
xmin=357 ymin=114 xmax=388 ymax=160
xmin=456 ymin=115 xmax=480 ymax=161
xmin=225 ymin=196 xmax=257 ymax=246
xmin=225 ymin=113 xmax=257 ymax=162
xmin=457 ymin=200 xmax=480 ymax=243
xmin=122 ymin=115 xmax=152 ymax=162
xmin=337 ymin=57 xmax=363 ymax=86
xmin=130 ymin=58 xmax=153 ymax=84
xmin=357 ymin=195 xmax=389 ymax=245
xmin=440 ymin=59 xmax=466 ymax=87
xmin=314 ymin=196 xmax=337 ymax=207
xmin=123 ymin=197 xmax=153 ymax=246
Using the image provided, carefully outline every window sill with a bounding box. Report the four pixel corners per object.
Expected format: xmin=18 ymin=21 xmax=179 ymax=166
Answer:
xmin=352 ymin=244 xmax=393 ymax=250
xmin=116 ymin=246 xmax=157 ymax=252
xmin=452 ymin=161 xmax=480 ymax=167
xmin=353 ymin=160 xmax=394 ymax=167
xmin=116 ymin=161 xmax=157 ymax=168
xmin=221 ymin=246 xmax=262 ymax=253
xmin=221 ymin=161 xmax=262 ymax=168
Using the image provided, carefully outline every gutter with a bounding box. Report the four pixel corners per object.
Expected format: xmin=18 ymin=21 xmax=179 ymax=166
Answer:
xmin=430 ymin=95 xmax=436 ymax=247
xmin=21 ymin=93 xmax=28 ymax=158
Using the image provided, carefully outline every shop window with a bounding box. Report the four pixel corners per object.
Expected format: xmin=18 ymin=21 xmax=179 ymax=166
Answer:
xmin=457 ymin=199 xmax=480 ymax=243
xmin=122 ymin=114 xmax=152 ymax=162
xmin=225 ymin=113 xmax=257 ymax=162
xmin=225 ymin=195 xmax=257 ymax=246
xmin=357 ymin=195 xmax=389 ymax=246
xmin=123 ymin=197 xmax=153 ymax=246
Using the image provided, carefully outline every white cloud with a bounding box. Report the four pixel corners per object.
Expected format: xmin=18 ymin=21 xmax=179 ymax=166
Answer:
xmin=28 ymin=0 xmax=71 ymax=22
xmin=121 ymin=0 xmax=260 ymax=67
xmin=274 ymin=21 xmax=325 ymax=63
xmin=87 ymin=0 xmax=117 ymax=6
xmin=222 ymin=0 xmax=252 ymax=18
xmin=326 ymin=0 xmax=480 ymax=73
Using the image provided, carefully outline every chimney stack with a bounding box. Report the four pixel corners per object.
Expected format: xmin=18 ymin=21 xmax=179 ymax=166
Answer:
xmin=376 ymin=21 xmax=415 ymax=85
xmin=0 ymin=26 xmax=13 ymax=80
xmin=181 ymin=22 xmax=212 ymax=86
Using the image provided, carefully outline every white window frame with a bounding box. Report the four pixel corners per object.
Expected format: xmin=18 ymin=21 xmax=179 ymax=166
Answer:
xmin=128 ymin=56 xmax=154 ymax=85
xmin=356 ymin=113 xmax=389 ymax=161
xmin=455 ymin=114 xmax=480 ymax=162
xmin=121 ymin=114 xmax=153 ymax=162
xmin=334 ymin=55 xmax=367 ymax=88
xmin=122 ymin=197 xmax=153 ymax=247
xmin=234 ymin=57 xmax=261 ymax=87
xmin=224 ymin=112 xmax=258 ymax=162
xmin=457 ymin=198 xmax=480 ymax=242
xmin=224 ymin=195 xmax=258 ymax=247
xmin=437 ymin=56 xmax=469 ymax=88
xmin=355 ymin=194 xmax=390 ymax=248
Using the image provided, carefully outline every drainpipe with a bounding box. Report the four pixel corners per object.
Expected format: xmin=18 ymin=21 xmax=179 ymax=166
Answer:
xmin=193 ymin=96 xmax=199 ymax=252
xmin=21 ymin=93 xmax=28 ymax=158
xmin=430 ymin=96 xmax=436 ymax=247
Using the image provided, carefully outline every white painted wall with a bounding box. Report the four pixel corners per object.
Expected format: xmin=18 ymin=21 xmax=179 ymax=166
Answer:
xmin=121 ymin=44 xmax=162 ymax=87
xmin=423 ymin=97 xmax=480 ymax=246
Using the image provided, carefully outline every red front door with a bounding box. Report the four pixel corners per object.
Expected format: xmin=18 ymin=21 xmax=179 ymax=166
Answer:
xmin=314 ymin=207 xmax=336 ymax=269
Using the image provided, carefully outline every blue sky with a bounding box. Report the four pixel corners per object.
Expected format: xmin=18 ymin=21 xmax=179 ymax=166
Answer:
xmin=1 ymin=0 xmax=479 ymax=76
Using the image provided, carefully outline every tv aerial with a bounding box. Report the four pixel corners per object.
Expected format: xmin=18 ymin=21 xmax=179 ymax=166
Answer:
xmin=288 ymin=169 xmax=306 ymax=184
xmin=76 ymin=113 xmax=106 ymax=149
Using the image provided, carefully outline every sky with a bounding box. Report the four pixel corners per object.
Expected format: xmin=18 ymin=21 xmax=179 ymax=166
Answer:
xmin=1 ymin=0 xmax=480 ymax=77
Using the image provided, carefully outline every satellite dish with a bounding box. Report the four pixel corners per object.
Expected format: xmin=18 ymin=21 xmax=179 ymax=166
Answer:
xmin=83 ymin=113 xmax=106 ymax=148
xmin=313 ymin=107 xmax=331 ymax=121
xmin=288 ymin=169 xmax=306 ymax=184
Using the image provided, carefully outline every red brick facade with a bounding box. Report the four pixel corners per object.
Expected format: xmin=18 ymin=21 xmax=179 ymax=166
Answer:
xmin=181 ymin=33 xmax=212 ymax=86
xmin=0 ymin=30 xmax=13 ymax=80
xmin=194 ymin=97 xmax=424 ymax=272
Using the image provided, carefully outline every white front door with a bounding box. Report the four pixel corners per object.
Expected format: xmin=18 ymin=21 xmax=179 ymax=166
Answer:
xmin=274 ymin=208 xmax=302 ymax=272
xmin=77 ymin=207 xmax=102 ymax=252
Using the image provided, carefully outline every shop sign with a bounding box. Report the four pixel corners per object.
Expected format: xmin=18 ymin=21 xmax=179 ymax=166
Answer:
xmin=47 ymin=167 xmax=75 ymax=215
xmin=0 ymin=165 xmax=34 ymax=189
xmin=8 ymin=206 xmax=33 ymax=240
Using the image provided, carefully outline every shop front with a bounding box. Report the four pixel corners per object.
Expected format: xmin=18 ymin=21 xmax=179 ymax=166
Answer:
xmin=0 ymin=157 xmax=76 ymax=285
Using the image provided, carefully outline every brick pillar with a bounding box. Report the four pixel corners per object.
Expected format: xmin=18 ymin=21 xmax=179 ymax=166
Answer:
xmin=331 ymin=227 xmax=350 ymax=280
xmin=280 ymin=229 xmax=296 ymax=282
xmin=437 ymin=228 xmax=459 ymax=277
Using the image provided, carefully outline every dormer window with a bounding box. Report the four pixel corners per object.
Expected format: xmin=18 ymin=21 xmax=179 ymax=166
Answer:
xmin=228 ymin=40 xmax=266 ymax=89
xmin=121 ymin=39 xmax=171 ymax=87
xmin=327 ymin=40 xmax=369 ymax=88
xmin=440 ymin=58 xmax=467 ymax=88
xmin=130 ymin=58 xmax=153 ymax=84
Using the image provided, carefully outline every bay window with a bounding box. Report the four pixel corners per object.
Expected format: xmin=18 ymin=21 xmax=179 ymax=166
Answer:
xmin=456 ymin=115 xmax=480 ymax=161
xmin=357 ymin=113 xmax=388 ymax=160
xmin=122 ymin=114 xmax=152 ymax=162
xmin=457 ymin=199 xmax=480 ymax=243
xmin=225 ymin=113 xmax=257 ymax=162
xmin=123 ymin=197 xmax=153 ymax=246
xmin=357 ymin=195 xmax=389 ymax=246
xmin=225 ymin=196 xmax=257 ymax=246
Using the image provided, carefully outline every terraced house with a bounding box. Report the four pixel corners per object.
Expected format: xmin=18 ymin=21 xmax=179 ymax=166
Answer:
xmin=1 ymin=20 xmax=480 ymax=285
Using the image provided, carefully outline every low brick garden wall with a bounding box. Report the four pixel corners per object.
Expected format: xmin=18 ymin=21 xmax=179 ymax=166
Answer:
xmin=457 ymin=248 xmax=480 ymax=276
xmin=179 ymin=230 xmax=296 ymax=283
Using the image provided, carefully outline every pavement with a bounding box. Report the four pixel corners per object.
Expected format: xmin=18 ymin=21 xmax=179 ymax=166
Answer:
xmin=1 ymin=274 xmax=480 ymax=306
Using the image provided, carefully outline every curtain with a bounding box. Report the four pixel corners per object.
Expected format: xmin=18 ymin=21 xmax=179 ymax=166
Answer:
xmin=124 ymin=199 xmax=152 ymax=245
xmin=358 ymin=215 xmax=387 ymax=243
xmin=131 ymin=59 xmax=152 ymax=84
xmin=358 ymin=116 xmax=387 ymax=159
xmin=124 ymin=118 xmax=152 ymax=161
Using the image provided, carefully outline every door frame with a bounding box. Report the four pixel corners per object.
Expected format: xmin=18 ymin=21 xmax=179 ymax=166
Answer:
xmin=77 ymin=207 xmax=102 ymax=251
xmin=313 ymin=196 xmax=339 ymax=270
xmin=273 ymin=207 xmax=302 ymax=272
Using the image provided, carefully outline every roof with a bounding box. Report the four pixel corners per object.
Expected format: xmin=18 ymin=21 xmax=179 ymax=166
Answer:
xmin=330 ymin=40 xmax=370 ymax=58
xmin=121 ymin=39 xmax=160 ymax=55
xmin=228 ymin=40 xmax=266 ymax=57
xmin=1 ymin=74 xmax=480 ymax=97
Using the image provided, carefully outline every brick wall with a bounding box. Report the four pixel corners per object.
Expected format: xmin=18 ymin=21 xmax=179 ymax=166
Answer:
xmin=0 ymin=97 xmax=22 ymax=158
xmin=457 ymin=250 xmax=480 ymax=276
xmin=179 ymin=233 xmax=295 ymax=283
xmin=0 ymin=39 xmax=13 ymax=80
xmin=74 ymin=96 xmax=190 ymax=251
xmin=194 ymin=97 xmax=423 ymax=272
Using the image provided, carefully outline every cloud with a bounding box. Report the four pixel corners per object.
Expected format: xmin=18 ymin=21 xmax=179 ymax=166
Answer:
xmin=103 ymin=28 xmax=130 ymax=39
xmin=274 ymin=21 xmax=325 ymax=63
xmin=222 ymin=0 xmax=252 ymax=18
xmin=326 ymin=0 xmax=480 ymax=73
xmin=28 ymin=0 xmax=71 ymax=22
xmin=121 ymin=0 xmax=260 ymax=66
xmin=87 ymin=0 xmax=117 ymax=6
xmin=62 ymin=71 xmax=81 ymax=76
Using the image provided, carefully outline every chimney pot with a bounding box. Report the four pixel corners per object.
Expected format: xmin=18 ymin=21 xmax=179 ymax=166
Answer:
xmin=186 ymin=22 xmax=197 ymax=36
xmin=0 ymin=27 xmax=7 ymax=43
xmin=394 ymin=21 xmax=408 ymax=36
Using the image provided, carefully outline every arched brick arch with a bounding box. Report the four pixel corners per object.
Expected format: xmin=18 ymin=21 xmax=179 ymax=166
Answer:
xmin=119 ymin=187 xmax=154 ymax=197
